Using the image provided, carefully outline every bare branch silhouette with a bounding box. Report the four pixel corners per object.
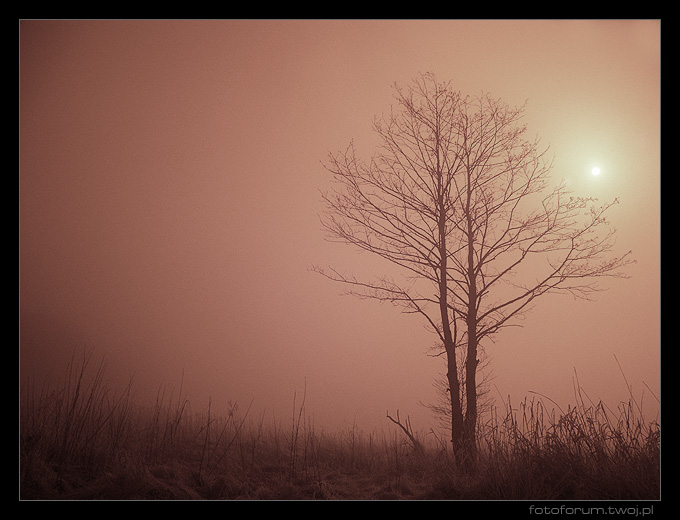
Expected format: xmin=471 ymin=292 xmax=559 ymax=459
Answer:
xmin=386 ymin=410 xmax=424 ymax=454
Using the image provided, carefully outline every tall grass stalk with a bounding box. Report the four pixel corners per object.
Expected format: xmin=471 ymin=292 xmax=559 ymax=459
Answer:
xmin=288 ymin=382 xmax=307 ymax=483
xmin=475 ymin=374 xmax=660 ymax=499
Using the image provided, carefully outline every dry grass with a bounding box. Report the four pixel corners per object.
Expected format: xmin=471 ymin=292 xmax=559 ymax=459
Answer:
xmin=20 ymin=352 xmax=660 ymax=500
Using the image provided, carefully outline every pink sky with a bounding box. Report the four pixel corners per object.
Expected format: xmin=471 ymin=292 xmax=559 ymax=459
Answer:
xmin=20 ymin=20 xmax=660 ymax=432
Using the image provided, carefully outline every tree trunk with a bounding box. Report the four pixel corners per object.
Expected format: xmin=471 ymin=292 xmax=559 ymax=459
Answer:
xmin=462 ymin=171 xmax=479 ymax=466
xmin=463 ymin=316 xmax=479 ymax=464
xmin=445 ymin=343 xmax=466 ymax=465
xmin=437 ymin=187 xmax=466 ymax=467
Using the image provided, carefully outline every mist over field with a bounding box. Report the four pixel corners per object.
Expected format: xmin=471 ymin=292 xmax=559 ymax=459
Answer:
xmin=20 ymin=20 xmax=660 ymax=501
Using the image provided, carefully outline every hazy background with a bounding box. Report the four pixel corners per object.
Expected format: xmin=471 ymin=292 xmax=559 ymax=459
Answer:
xmin=20 ymin=20 xmax=660 ymax=434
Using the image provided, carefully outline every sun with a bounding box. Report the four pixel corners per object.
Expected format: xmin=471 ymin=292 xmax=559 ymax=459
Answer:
xmin=591 ymin=167 xmax=601 ymax=176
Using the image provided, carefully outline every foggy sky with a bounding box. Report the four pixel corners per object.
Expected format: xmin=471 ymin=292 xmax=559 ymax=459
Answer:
xmin=20 ymin=20 xmax=661 ymax=433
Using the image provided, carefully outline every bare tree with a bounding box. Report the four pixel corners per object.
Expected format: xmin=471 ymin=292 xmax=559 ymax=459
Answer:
xmin=314 ymin=73 xmax=633 ymax=467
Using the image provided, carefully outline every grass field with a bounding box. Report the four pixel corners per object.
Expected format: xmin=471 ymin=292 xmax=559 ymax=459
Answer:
xmin=19 ymin=352 xmax=660 ymax=500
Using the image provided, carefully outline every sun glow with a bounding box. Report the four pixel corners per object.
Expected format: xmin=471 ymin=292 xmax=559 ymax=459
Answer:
xmin=591 ymin=167 xmax=601 ymax=176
